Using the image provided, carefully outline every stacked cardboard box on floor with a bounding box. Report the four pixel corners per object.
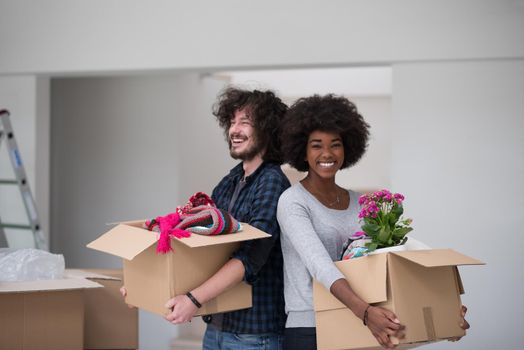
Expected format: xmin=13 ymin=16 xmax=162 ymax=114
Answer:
xmin=66 ymin=269 xmax=138 ymax=350
xmin=0 ymin=275 xmax=102 ymax=350
xmin=313 ymin=249 xmax=484 ymax=350
xmin=87 ymin=220 xmax=269 ymax=316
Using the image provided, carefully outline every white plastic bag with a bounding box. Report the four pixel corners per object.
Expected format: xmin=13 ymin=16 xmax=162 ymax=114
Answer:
xmin=0 ymin=248 xmax=65 ymax=281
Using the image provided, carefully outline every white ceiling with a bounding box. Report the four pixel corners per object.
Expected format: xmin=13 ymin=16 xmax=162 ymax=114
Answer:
xmin=215 ymin=66 xmax=392 ymax=98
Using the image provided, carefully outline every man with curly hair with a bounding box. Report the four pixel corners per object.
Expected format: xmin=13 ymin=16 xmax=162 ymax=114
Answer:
xmin=165 ymin=87 xmax=291 ymax=350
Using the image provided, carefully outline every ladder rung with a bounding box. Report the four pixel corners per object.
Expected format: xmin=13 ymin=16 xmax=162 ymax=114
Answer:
xmin=0 ymin=179 xmax=18 ymax=185
xmin=0 ymin=223 xmax=33 ymax=230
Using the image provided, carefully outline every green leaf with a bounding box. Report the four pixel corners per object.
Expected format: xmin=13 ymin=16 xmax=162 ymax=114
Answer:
xmin=366 ymin=242 xmax=378 ymax=252
xmin=393 ymin=227 xmax=413 ymax=238
xmin=362 ymin=223 xmax=380 ymax=234
xmin=387 ymin=215 xmax=398 ymax=231
xmin=377 ymin=226 xmax=390 ymax=243
xmin=363 ymin=217 xmax=379 ymax=226
xmin=390 ymin=204 xmax=403 ymax=222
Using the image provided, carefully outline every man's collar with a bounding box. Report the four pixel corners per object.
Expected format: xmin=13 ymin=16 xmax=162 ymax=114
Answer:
xmin=230 ymin=161 xmax=268 ymax=183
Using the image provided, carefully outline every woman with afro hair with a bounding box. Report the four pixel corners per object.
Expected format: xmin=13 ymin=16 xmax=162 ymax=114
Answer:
xmin=276 ymin=94 xmax=405 ymax=350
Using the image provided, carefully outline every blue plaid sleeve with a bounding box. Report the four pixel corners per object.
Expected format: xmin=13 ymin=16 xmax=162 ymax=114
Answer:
xmin=232 ymin=170 xmax=289 ymax=283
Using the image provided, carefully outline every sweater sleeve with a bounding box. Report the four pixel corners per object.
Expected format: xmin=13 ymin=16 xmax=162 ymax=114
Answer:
xmin=277 ymin=190 xmax=345 ymax=291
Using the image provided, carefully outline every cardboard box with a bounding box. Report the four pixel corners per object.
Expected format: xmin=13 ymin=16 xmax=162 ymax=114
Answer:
xmin=87 ymin=220 xmax=270 ymax=316
xmin=66 ymin=269 xmax=138 ymax=350
xmin=0 ymin=276 xmax=102 ymax=350
xmin=313 ymin=249 xmax=484 ymax=350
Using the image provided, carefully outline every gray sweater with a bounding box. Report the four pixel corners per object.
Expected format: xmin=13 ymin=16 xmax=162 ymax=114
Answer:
xmin=277 ymin=182 xmax=361 ymax=328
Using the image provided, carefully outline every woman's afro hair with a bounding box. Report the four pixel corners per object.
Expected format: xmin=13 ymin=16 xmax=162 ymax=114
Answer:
xmin=280 ymin=94 xmax=370 ymax=172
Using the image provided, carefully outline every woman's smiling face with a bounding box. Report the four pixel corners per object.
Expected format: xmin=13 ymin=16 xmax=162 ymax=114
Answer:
xmin=305 ymin=130 xmax=345 ymax=180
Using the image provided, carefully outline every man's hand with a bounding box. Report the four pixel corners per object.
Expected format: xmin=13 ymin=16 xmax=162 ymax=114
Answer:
xmin=164 ymin=294 xmax=198 ymax=324
xmin=366 ymin=306 xmax=405 ymax=349
xmin=449 ymin=305 xmax=470 ymax=342
xmin=119 ymin=286 xmax=137 ymax=309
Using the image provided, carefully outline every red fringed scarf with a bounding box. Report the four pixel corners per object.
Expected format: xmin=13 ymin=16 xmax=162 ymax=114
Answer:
xmin=145 ymin=192 xmax=241 ymax=254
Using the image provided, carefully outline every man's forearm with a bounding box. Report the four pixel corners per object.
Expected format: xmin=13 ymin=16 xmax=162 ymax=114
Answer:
xmin=190 ymin=258 xmax=245 ymax=305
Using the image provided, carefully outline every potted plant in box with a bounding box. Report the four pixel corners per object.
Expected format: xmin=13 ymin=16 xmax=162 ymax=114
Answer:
xmin=341 ymin=189 xmax=413 ymax=259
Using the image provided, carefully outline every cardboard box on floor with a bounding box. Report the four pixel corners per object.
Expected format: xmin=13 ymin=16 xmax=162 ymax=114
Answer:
xmin=0 ymin=275 xmax=102 ymax=350
xmin=66 ymin=269 xmax=139 ymax=350
xmin=313 ymin=249 xmax=484 ymax=350
xmin=87 ymin=220 xmax=270 ymax=316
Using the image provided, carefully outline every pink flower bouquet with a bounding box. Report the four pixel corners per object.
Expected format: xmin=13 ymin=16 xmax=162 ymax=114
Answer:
xmin=357 ymin=189 xmax=413 ymax=252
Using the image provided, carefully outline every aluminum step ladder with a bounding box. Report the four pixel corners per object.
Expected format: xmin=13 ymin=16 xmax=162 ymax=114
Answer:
xmin=0 ymin=109 xmax=48 ymax=250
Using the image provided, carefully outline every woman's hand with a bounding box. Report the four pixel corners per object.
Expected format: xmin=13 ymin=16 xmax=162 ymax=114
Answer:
xmin=329 ymin=279 xmax=405 ymax=349
xmin=449 ymin=305 xmax=470 ymax=342
xmin=366 ymin=306 xmax=405 ymax=349
xmin=164 ymin=294 xmax=197 ymax=324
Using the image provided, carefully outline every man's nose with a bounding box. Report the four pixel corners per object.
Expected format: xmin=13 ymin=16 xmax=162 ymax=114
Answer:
xmin=229 ymin=123 xmax=239 ymax=135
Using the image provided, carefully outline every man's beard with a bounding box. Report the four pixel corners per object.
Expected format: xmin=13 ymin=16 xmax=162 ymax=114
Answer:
xmin=228 ymin=137 xmax=263 ymax=161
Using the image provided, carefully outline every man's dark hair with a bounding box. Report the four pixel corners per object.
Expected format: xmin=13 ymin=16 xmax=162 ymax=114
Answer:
xmin=213 ymin=87 xmax=288 ymax=164
xmin=280 ymin=94 xmax=370 ymax=172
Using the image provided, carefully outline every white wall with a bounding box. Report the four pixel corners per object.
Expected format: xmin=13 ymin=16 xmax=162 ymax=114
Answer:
xmin=391 ymin=59 xmax=524 ymax=349
xmin=0 ymin=76 xmax=49 ymax=248
xmin=51 ymin=73 xmax=232 ymax=266
xmin=51 ymin=73 xmax=231 ymax=350
xmin=337 ymin=96 xmax=392 ymax=192
xmin=1 ymin=1 xmax=523 ymax=75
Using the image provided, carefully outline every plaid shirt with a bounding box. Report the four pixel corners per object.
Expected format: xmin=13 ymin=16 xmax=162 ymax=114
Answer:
xmin=211 ymin=161 xmax=290 ymax=334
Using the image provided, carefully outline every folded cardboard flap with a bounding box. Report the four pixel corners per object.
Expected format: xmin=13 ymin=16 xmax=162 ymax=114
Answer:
xmin=390 ymin=249 xmax=485 ymax=268
xmin=454 ymin=266 xmax=465 ymax=294
xmin=65 ymin=268 xmax=121 ymax=281
xmin=0 ymin=276 xmax=102 ymax=293
xmin=87 ymin=223 xmax=158 ymax=260
xmin=87 ymin=221 xmax=270 ymax=260
xmin=314 ymin=253 xmax=388 ymax=312
xmin=174 ymin=223 xmax=270 ymax=247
